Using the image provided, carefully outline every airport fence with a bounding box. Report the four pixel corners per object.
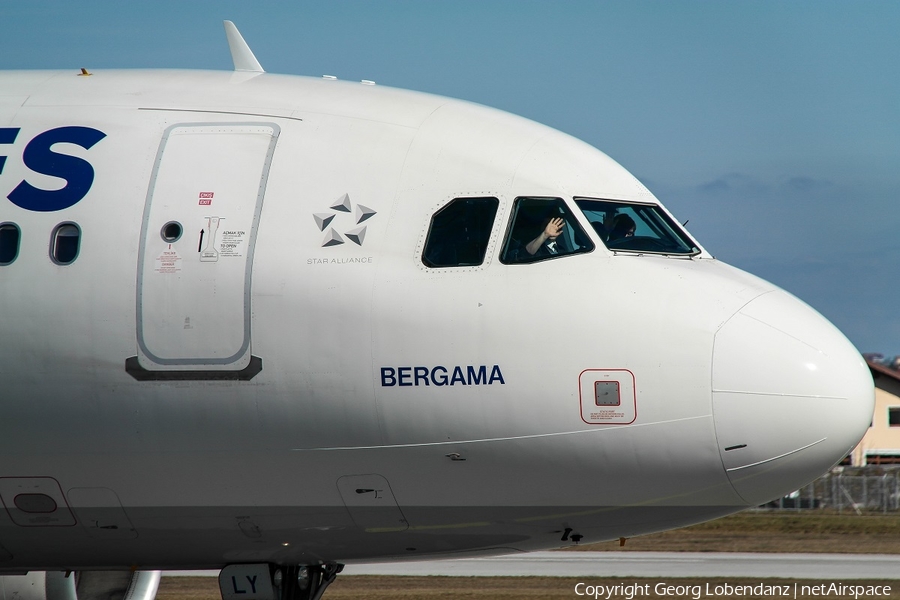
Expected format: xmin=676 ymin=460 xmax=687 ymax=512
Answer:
xmin=762 ymin=470 xmax=900 ymax=513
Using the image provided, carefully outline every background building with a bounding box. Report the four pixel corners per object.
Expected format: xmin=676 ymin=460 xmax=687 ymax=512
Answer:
xmin=851 ymin=359 xmax=900 ymax=466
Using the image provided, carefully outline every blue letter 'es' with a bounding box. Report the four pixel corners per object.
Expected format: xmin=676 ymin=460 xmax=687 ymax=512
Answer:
xmin=7 ymin=126 xmax=106 ymax=212
xmin=0 ymin=128 xmax=20 ymax=175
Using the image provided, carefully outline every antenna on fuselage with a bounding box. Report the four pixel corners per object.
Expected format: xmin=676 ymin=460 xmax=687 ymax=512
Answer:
xmin=223 ymin=20 xmax=264 ymax=73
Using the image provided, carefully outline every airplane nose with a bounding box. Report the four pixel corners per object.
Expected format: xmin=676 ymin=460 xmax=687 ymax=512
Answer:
xmin=711 ymin=290 xmax=874 ymax=506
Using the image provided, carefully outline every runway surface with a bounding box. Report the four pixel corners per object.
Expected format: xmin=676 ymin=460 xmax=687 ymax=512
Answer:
xmin=165 ymin=552 xmax=900 ymax=580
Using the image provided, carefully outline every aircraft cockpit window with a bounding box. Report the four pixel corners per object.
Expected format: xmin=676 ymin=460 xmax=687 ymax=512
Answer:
xmin=0 ymin=223 xmax=21 ymax=265
xmin=50 ymin=223 xmax=81 ymax=265
xmin=422 ymin=197 xmax=499 ymax=268
xmin=500 ymin=197 xmax=593 ymax=264
xmin=575 ymin=198 xmax=699 ymax=256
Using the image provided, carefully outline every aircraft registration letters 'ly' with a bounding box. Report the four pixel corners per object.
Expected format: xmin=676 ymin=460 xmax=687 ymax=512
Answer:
xmin=0 ymin=19 xmax=874 ymax=600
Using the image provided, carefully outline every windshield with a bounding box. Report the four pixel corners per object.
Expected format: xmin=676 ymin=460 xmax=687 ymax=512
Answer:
xmin=500 ymin=197 xmax=593 ymax=264
xmin=575 ymin=198 xmax=700 ymax=256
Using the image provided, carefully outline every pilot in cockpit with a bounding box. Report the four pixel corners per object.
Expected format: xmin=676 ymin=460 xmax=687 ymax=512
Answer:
xmin=501 ymin=198 xmax=593 ymax=263
xmin=607 ymin=214 xmax=636 ymax=242
xmin=524 ymin=216 xmax=566 ymax=257
xmin=591 ymin=212 xmax=635 ymax=244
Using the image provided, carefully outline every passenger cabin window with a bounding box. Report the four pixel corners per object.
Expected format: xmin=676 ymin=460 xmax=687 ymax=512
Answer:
xmin=51 ymin=223 xmax=81 ymax=265
xmin=422 ymin=197 xmax=499 ymax=268
xmin=575 ymin=198 xmax=700 ymax=256
xmin=0 ymin=223 xmax=20 ymax=265
xmin=500 ymin=197 xmax=593 ymax=264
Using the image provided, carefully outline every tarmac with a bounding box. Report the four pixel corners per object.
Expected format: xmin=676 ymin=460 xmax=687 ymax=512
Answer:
xmin=166 ymin=551 xmax=900 ymax=580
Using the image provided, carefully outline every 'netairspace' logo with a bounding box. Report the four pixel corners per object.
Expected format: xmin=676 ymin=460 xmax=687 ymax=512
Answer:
xmin=573 ymin=581 xmax=893 ymax=600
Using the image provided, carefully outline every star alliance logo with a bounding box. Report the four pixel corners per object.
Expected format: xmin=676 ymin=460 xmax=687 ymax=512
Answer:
xmin=313 ymin=193 xmax=377 ymax=247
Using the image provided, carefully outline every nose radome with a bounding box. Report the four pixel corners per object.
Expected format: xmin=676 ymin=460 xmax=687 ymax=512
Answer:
xmin=712 ymin=290 xmax=874 ymax=506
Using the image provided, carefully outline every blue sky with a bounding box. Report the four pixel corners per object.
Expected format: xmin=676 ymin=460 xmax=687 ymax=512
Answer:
xmin=2 ymin=1 xmax=898 ymax=354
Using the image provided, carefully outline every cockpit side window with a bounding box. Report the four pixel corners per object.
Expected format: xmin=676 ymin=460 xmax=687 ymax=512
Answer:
xmin=422 ymin=197 xmax=499 ymax=268
xmin=500 ymin=197 xmax=593 ymax=264
xmin=575 ymin=198 xmax=699 ymax=256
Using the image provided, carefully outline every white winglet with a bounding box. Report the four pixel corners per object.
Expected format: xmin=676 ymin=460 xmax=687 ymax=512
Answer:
xmin=223 ymin=20 xmax=264 ymax=73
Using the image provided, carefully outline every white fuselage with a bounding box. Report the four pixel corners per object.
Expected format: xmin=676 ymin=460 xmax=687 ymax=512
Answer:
xmin=0 ymin=70 xmax=873 ymax=570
